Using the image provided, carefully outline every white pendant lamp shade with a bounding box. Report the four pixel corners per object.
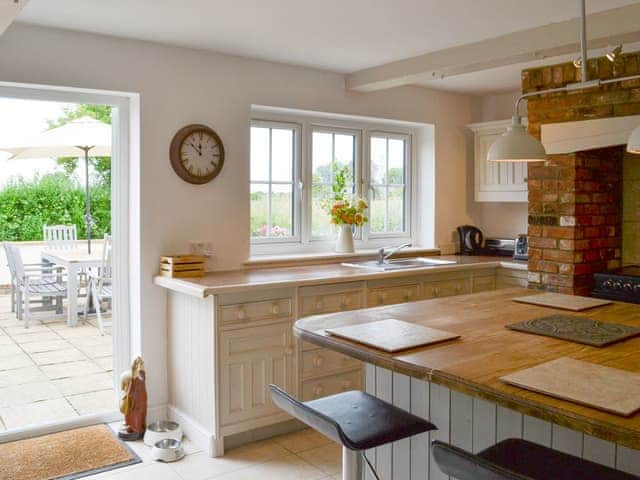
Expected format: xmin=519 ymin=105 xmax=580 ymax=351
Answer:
xmin=628 ymin=124 xmax=640 ymax=154
xmin=487 ymin=116 xmax=546 ymax=163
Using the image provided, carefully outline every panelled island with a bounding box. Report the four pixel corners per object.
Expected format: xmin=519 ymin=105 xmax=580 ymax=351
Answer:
xmin=156 ymin=254 xmax=640 ymax=478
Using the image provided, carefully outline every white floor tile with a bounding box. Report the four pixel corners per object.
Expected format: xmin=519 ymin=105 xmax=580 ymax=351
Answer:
xmin=109 ymin=462 xmax=182 ymax=480
xmin=212 ymin=453 xmax=326 ymax=480
xmin=297 ymin=443 xmax=342 ymax=476
xmin=272 ymin=428 xmax=332 ymax=454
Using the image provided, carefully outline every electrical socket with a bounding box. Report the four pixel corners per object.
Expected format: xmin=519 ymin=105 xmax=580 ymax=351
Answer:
xmin=189 ymin=241 xmax=216 ymax=271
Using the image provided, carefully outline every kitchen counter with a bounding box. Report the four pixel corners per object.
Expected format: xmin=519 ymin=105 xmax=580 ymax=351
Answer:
xmin=294 ymin=288 xmax=640 ymax=449
xmin=154 ymin=255 xmax=527 ymax=297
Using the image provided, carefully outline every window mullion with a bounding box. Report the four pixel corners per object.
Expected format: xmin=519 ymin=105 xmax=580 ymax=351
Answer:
xmin=267 ymin=128 xmax=273 ymax=236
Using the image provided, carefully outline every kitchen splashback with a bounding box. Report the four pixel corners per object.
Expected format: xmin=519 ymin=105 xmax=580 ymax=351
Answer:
xmin=522 ymin=50 xmax=640 ymax=295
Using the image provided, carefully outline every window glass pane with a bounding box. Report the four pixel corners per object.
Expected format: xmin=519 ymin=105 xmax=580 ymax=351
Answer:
xmin=369 ymin=185 xmax=386 ymax=233
xmin=250 ymin=183 xmax=269 ymax=237
xmin=312 ymin=183 xmax=332 ymax=238
xmin=370 ymin=137 xmax=386 ymax=184
xmin=271 ymin=128 xmax=293 ymax=182
xmin=334 ymin=134 xmax=355 ymax=176
xmin=250 ymin=127 xmax=270 ymax=181
xmin=387 ymin=186 xmax=405 ymax=232
xmin=388 ymin=138 xmax=405 ymax=184
xmin=312 ymin=132 xmax=332 ymax=184
xmin=271 ymin=184 xmax=293 ymax=237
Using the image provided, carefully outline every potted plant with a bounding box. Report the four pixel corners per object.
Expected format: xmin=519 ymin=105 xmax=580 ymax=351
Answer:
xmin=328 ymin=166 xmax=368 ymax=253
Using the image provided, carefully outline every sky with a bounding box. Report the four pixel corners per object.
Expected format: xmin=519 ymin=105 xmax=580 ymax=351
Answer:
xmin=0 ymin=98 xmax=96 ymax=187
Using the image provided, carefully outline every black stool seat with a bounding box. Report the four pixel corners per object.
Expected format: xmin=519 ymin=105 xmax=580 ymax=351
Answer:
xmin=269 ymin=385 xmax=436 ymax=451
xmin=433 ymin=438 xmax=639 ymax=480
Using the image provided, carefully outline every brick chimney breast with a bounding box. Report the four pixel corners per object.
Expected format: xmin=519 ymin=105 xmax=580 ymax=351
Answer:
xmin=523 ymin=51 xmax=640 ymax=295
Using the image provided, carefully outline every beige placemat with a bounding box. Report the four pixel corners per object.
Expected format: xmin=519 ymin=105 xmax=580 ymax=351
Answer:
xmin=0 ymin=424 xmax=140 ymax=480
xmin=512 ymin=293 xmax=612 ymax=311
xmin=326 ymin=318 xmax=460 ymax=352
xmin=501 ymin=357 xmax=640 ymax=416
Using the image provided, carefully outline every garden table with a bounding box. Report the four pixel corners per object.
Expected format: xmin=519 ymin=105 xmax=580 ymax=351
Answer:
xmin=41 ymin=248 xmax=102 ymax=326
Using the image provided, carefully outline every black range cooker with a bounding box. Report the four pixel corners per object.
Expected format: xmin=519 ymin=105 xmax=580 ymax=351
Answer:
xmin=592 ymin=266 xmax=640 ymax=304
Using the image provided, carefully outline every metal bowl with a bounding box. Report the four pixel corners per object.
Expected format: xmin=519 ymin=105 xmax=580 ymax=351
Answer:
xmin=150 ymin=438 xmax=185 ymax=463
xmin=143 ymin=420 xmax=183 ymax=446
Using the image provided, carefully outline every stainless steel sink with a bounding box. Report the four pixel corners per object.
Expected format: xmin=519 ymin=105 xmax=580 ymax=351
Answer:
xmin=342 ymin=257 xmax=457 ymax=271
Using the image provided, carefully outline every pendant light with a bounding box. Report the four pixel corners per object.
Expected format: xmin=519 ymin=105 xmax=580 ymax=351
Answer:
xmin=487 ymin=115 xmax=546 ymax=162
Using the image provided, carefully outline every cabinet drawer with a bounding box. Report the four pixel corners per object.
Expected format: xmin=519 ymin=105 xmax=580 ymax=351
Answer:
xmin=367 ymin=284 xmax=420 ymax=307
xmin=422 ymin=278 xmax=470 ymax=299
xmin=472 ymin=275 xmax=496 ymax=293
xmin=300 ymin=290 xmax=364 ymax=316
xmin=219 ymin=298 xmax=292 ymax=326
xmin=302 ymin=369 xmax=363 ymax=401
xmin=302 ymin=348 xmax=361 ymax=379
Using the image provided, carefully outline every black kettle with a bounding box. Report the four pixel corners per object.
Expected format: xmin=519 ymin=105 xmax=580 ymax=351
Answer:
xmin=457 ymin=225 xmax=484 ymax=255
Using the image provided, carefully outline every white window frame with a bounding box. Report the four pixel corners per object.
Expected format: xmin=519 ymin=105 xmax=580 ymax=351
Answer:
xmin=249 ymin=119 xmax=302 ymax=244
xmin=250 ymin=111 xmax=417 ymax=256
xmin=365 ymin=131 xmax=412 ymax=240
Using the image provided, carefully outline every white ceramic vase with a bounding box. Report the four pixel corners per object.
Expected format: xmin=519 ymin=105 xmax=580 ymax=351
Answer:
xmin=335 ymin=224 xmax=355 ymax=253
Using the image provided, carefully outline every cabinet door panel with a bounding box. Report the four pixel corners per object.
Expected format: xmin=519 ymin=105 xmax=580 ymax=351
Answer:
xmin=220 ymin=322 xmax=295 ymax=426
xmin=367 ymin=284 xmax=420 ymax=307
xmin=423 ymin=278 xmax=470 ymax=299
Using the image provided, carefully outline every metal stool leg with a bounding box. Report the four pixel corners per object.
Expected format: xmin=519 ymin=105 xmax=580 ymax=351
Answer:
xmin=342 ymin=447 xmax=358 ymax=480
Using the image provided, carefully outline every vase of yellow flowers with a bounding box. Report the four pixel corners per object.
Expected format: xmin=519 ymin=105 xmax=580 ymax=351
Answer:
xmin=328 ymin=166 xmax=368 ymax=253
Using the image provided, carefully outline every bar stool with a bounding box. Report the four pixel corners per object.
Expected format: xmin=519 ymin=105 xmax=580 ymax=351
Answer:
xmin=432 ymin=438 xmax=638 ymax=480
xmin=269 ymin=384 xmax=436 ymax=480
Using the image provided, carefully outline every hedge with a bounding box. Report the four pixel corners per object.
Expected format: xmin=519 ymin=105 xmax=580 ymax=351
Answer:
xmin=0 ymin=173 xmax=110 ymax=241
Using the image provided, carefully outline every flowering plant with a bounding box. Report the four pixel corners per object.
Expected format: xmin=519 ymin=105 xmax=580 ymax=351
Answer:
xmin=328 ymin=165 xmax=368 ymax=226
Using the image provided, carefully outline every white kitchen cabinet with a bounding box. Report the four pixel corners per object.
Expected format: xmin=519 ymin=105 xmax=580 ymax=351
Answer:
xmin=219 ymin=321 xmax=296 ymax=427
xmin=468 ymin=119 xmax=528 ymax=202
xmin=367 ymin=277 xmax=421 ymax=307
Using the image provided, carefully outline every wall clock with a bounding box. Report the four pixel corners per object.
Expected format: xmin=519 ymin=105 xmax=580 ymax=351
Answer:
xmin=170 ymin=124 xmax=225 ymax=184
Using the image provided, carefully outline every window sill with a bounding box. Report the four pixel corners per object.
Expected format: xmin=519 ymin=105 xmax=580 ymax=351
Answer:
xmin=245 ymin=247 xmax=441 ymax=269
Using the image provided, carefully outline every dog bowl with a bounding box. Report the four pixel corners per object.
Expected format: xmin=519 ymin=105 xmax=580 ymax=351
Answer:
xmin=150 ymin=438 xmax=185 ymax=462
xmin=143 ymin=420 xmax=183 ymax=447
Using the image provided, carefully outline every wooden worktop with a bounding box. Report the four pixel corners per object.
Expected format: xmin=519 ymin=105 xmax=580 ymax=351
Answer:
xmin=294 ymin=288 xmax=640 ymax=449
xmin=153 ymin=255 xmax=526 ymax=297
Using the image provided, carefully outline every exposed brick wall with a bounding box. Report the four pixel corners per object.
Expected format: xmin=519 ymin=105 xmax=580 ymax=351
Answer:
xmin=522 ymin=51 xmax=639 ymax=295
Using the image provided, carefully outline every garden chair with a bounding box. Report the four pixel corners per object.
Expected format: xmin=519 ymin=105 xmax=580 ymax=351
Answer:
xmin=3 ymin=242 xmax=67 ymax=327
xmin=43 ymin=224 xmax=78 ymax=250
xmin=84 ymin=235 xmax=112 ymax=335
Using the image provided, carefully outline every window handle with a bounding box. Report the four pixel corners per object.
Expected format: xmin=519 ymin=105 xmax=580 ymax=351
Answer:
xmin=298 ymin=180 xmax=304 ymax=201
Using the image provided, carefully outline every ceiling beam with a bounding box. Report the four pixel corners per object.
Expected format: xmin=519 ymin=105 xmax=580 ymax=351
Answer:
xmin=0 ymin=0 xmax=28 ymax=36
xmin=346 ymin=4 xmax=640 ymax=92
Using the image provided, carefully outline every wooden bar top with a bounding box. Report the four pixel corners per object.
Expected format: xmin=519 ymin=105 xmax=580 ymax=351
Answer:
xmin=294 ymin=288 xmax=640 ymax=449
xmin=154 ymin=255 xmax=526 ymax=297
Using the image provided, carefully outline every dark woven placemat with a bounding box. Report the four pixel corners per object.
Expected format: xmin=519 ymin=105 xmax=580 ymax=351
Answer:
xmin=506 ymin=315 xmax=640 ymax=347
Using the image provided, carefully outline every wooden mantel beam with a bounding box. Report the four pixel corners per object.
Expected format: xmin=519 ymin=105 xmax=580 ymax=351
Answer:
xmin=346 ymin=4 xmax=640 ymax=92
xmin=0 ymin=0 xmax=28 ymax=36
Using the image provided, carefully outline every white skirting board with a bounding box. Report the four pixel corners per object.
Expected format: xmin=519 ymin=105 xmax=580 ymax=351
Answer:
xmin=363 ymin=363 xmax=640 ymax=480
xmin=168 ymin=404 xmax=221 ymax=457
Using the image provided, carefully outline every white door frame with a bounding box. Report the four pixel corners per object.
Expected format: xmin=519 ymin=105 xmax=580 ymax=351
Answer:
xmin=0 ymin=81 xmax=141 ymax=441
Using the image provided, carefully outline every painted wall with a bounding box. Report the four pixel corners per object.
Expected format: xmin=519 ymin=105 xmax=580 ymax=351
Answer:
xmin=468 ymin=91 xmax=529 ymax=238
xmin=0 ymin=24 xmax=475 ymax=406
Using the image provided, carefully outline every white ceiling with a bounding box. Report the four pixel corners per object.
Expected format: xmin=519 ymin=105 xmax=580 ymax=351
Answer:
xmin=14 ymin=0 xmax=640 ymax=94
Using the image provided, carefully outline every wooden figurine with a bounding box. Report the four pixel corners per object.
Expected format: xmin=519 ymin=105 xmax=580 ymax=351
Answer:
xmin=118 ymin=356 xmax=148 ymax=440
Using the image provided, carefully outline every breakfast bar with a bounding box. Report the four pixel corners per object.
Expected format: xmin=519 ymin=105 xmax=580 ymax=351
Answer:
xmin=294 ymin=288 xmax=640 ymax=479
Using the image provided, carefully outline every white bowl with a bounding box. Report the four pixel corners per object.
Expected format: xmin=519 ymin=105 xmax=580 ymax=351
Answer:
xmin=143 ymin=420 xmax=183 ymax=447
xmin=150 ymin=438 xmax=185 ymax=462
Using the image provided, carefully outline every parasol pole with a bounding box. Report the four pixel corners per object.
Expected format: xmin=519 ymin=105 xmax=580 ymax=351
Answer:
xmin=77 ymin=145 xmax=94 ymax=254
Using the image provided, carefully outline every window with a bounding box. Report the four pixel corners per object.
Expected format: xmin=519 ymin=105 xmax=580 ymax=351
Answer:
xmin=250 ymin=122 xmax=299 ymax=241
xmin=369 ymin=134 xmax=409 ymax=235
xmin=250 ymin=114 xmax=416 ymax=254
xmin=311 ymin=129 xmax=358 ymax=238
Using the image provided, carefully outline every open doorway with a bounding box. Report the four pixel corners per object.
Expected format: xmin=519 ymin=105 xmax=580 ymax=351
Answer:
xmin=0 ymin=84 xmax=136 ymax=438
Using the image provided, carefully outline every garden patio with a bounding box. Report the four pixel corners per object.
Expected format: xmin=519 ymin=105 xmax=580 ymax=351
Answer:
xmin=0 ymin=290 xmax=114 ymax=432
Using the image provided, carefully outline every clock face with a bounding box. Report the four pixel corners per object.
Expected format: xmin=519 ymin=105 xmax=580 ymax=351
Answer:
xmin=170 ymin=124 xmax=225 ymax=184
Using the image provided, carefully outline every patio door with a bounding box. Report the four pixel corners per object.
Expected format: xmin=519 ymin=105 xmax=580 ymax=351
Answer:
xmin=0 ymin=83 xmax=138 ymax=439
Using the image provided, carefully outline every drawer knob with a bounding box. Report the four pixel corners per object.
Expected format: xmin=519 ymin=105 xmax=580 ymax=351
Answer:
xmin=339 ymin=295 xmax=349 ymax=310
xmin=312 ymin=385 xmax=324 ymax=397
xmin=236 ymin=308 xmax=246 ymax=320
xmin=377 ymin=293 xmax=385 ymax=305
xmin=271 ymin=304 xmax=280 ymax=315
xmin=312 ymin=355 xmax=324 ymax=367
xmin=315 ymin=299 xmax=324 ymax=311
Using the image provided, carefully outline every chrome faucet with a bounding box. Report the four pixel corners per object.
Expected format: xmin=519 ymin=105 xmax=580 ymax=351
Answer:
xmin=377 ymin=243 xmax=412 ymax=265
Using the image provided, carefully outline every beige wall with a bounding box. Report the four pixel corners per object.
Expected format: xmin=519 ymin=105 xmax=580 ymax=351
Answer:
xmin=0 ymin=24 xmax=475 ymax=405
xmin=468 ymin=91 xmax=529 ymax=239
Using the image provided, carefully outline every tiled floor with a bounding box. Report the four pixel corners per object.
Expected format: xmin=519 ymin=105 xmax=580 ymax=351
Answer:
xmin=85 ymin=424 xmax=342 ymax=480
xmin=0 ymin=293 xmax=114 ymax=431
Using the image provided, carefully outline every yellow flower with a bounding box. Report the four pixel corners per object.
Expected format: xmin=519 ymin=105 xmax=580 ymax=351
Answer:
xmin=354 ymin=213 xmax=364 ymax=225
xmin=357 ymin=199 xmax=368 ymax=210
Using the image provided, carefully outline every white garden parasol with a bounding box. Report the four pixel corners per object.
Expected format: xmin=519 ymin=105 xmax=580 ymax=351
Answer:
xmin=0 ymin=116 xmax=111 ymax=253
